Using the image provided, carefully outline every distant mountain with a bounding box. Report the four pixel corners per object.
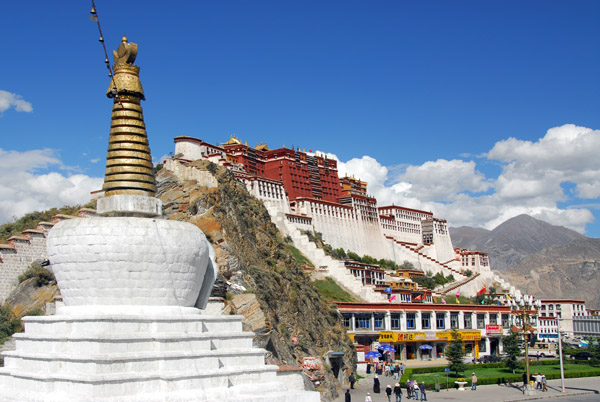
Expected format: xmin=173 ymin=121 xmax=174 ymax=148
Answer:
xmin=449 ymin=226 xmax=490 ymax=248
xmin=450 ymin=214 xmax=586 ymax=271
xmin=499 ymin=238 xmax=600 ymax=309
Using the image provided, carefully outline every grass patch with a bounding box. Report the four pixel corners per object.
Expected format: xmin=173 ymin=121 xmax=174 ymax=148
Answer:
xmin=286 ymin=244 xmax=314 ymax=267
xmin=402 ymin=362 xmax=600 ymax=390
xmin=311 ymin=277 xmax=358 ymax=302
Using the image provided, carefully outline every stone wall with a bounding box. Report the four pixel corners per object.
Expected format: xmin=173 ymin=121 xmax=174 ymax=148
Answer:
xmin=0 ymin=211 xmax=97 ymax=304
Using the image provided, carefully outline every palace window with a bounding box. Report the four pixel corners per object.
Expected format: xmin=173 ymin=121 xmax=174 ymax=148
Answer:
xmin=464 ymin=313 xmax=472 ymax=329
xmin=436 ymin=313 xmax=445 ymax=329
xmin=502 ymin=314 xmax=509 ymax=327
xmin=374 ymin=314 xmax=385 ymax=330
xmin=421 ymin=313 xmax=431 ymax=329
xmin=391 ymin=313 xmax=401 ymax=330
xmin=450 ymin=312 xmax=459 ymax=329
xmin=477 ymin=314 xmax=485 ymax=329
xmin=478 ymin=339 xmax=487 ymax=353
xmin=489 ymin=313 xmax=498 ymax=325
xmin=343 ymin=314 xmax=352 ymax=329
xmin=357 ymin=314 xmax=371 ymax=329
xmin=406 ymin=313 xmax=416 ymax=329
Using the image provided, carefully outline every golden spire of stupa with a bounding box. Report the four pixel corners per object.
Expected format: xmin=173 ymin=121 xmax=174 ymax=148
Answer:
xmin=102 ymin=36 xmax=156 ymax=197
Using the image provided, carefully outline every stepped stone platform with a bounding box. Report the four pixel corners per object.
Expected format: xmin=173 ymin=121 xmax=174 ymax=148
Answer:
xmin=0 ymin=306 xmax=318 ymax=402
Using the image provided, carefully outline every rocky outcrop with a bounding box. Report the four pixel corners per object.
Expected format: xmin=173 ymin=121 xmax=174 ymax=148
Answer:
xmin=156 ymin=161 xmax=356 ymax=401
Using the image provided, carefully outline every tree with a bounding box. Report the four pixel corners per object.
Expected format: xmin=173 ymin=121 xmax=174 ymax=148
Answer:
xmin=502 ymin=331 xmax=523 ymax=373
xmin=445 ymin=330 xmax=467 ymax=376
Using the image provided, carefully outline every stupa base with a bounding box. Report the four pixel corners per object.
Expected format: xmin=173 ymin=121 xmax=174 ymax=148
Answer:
xmin=0 ymin=309 xmax=318 ymax=402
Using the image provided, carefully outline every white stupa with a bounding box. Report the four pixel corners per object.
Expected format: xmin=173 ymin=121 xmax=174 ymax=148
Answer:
xmin=0 ymin=37 xmax=319 ymax=402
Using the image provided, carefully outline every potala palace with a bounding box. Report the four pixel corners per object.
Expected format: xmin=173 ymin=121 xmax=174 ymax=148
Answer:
xmin=166 ymin=135 xmax=516 ymax=302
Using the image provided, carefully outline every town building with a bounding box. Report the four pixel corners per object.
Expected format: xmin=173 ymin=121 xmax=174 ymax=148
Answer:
xmin=539 ymin=299 xmax=588 ymax=336
xmin=337 ymin=302 xmax=512 ymax=364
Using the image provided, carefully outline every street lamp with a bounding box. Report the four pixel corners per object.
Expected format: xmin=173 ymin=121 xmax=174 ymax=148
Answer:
xmin=508 ymin=295 xmax=541 ymax=395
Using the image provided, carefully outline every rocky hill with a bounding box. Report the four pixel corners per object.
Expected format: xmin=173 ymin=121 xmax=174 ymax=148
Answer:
xmin=450 ymin=214 xmax=586 ymax=271
xmin=156 ymin=161 xmax=356 ymax=401
xmin=499 ymin=238 xmax=600 ymax=309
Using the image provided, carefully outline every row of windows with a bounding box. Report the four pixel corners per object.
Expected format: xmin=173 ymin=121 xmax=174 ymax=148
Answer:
xmin=344 ymin=313 xmax=510 ymax=331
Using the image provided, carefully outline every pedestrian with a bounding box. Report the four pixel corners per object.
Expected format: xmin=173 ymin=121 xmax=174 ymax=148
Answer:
xmin=412 ymin=380 xmax=419 ymax=400
xmin=373 ymin=375 xmax=381 ymax=394
xmin=536 ymin=351 xmax=540 ymax=361
xmin=394 ymin=364 xmax=400 ymax=380
xmin=542 ymin=375 xmax=547 ymax=392
xmin=385 ymin=362 xmax=391 ymax=377
xmin=535 ymin=373 xmax=542 ymax=390
xmin=406 ymin=379 xmax=412 ymax=399
xmin=471 ymin=372 xmax=477 ymax=391
xmin=400 ymin=362 xmax=405 ymax=376
xmin=419 ymin=382 xmax=427 ymax=401
xmin=522 ymin=372 xmax=527 ymax=387
xmin=349 ymin=372 xmax=356 ymax=389
xmin=365 ymin=392 xmax=373 ymax=402
xmin=386 ymin=385 xmax=393 ymax=402
xmin=367 ymin=363 xmax=371 ymax=375
xmin=345 ymin=389 xmax=351 ymax=402
xmin=393 ymin=382 xmax=402 ymax=402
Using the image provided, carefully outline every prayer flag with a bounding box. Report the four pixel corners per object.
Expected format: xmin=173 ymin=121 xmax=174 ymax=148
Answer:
xmin=384 ymin=286 xmax=392 ymax=294
xmin=456 ymin=297 xmax=460 ymax=304
xmin=414 ymin=295 xmax=422 ymax=301
xmin=481 ymin=298 xmax=485 ymax=304
xmin=497 ymin=301 xmax=501 ymax=306
xmin=455 ymin=288 xmax=461 ymax=298
xmin=477 ymin=285 xmax=487 ymax=296
xmin=441 ymin=298 xmax=447 ymax=304
xmin=389 ymin=295 xmax=396 ymax=302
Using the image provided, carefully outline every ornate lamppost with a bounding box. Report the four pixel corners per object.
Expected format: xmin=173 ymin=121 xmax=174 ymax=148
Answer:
xmin=508 ymin=295 xmax=541 ymax=395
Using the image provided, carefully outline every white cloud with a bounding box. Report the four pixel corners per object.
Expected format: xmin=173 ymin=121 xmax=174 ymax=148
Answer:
xmin=326 ymin=124 xmax=598 ymax=235
xmin=0 ymin=149 xmax=103 ymax=224
xmin=0 ymin=90 xmax=33 ymax=113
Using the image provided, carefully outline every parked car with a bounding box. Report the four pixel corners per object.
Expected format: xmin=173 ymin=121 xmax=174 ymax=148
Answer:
xmin=480 ymin=355 xmax=502 ymax=363
xmin=571 ymin=351 xmax=593 ymax=360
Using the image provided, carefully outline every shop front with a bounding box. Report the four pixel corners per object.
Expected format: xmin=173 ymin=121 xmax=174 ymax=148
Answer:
xmin=375 ymin=330 xmax=482 ymax=361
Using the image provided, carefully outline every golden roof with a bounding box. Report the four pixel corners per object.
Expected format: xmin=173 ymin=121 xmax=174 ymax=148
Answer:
xmin=222 ymin=135 xmax=242 ymax=146
xmin=256 ymin=141 xmax=270 ymax=151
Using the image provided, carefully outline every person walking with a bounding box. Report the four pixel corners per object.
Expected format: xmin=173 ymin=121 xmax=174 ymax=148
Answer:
xmin=394 ymin=364 xmax=400 ymax=380
xmin=386 ymin=385 xmax=393 ymax=402
xmin=406 ymin=379 xmax=412 ymax=399
xmin=400 ymin=362 xmax=405 ymax=376
xmin=542 ymin=375 xmax=547 ymax=392
xmin=471 ymin=372 xmax=477 ymax=391
xmin=373 ymin=375 xmax=381 ymax=394
xmin=365 ymin=392 xmax=373 ymax=402
xmin=393 ymin=382 xmax=402 ymax=402
xmin=345 ymin=389 xmax=352 ymax=402
xmin=419 ymin=382 xmax=427 ymax=401
xmin=385 ymin=363 xmax=391 ymax=377
xmin=349 ymin=372 xmax=356 ymax=389
xmin=522 ymin=372 xmax=527 ymax=388
xmin=412 ymin=380 xmax=420 ymax=400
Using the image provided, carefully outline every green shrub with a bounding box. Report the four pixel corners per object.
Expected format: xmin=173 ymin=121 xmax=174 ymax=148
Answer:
xmin=17 ymin=264 xmax=55 ymax=287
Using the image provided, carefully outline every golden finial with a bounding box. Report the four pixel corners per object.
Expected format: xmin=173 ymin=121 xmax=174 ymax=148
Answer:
xmin=102 ymin=37 xmax=155 ymax=197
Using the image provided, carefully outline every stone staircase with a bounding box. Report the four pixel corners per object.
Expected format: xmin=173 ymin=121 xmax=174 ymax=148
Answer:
xmin=438 ymin=273 xmax=481 ymax=295
xmin=0 ymin=309 xmax=318 ymax=402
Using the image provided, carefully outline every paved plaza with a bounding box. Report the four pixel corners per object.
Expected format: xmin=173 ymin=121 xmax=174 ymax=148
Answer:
xmin=334 ymin=373 xmax=600 ymax=402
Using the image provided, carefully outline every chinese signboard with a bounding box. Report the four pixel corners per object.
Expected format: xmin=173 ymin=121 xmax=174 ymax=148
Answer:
xmin=376 ymin=330 xmax=481 ymax=343
xmin=486 ymin=325 xmax=503 ymax=335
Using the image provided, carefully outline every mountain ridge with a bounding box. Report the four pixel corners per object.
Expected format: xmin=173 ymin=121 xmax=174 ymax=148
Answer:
xmin=450 ymin=214 xmax=586 ymax=271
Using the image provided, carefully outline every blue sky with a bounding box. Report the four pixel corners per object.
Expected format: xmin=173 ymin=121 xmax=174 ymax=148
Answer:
xmin=1 ymin=1 xmax=599 ymax=237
